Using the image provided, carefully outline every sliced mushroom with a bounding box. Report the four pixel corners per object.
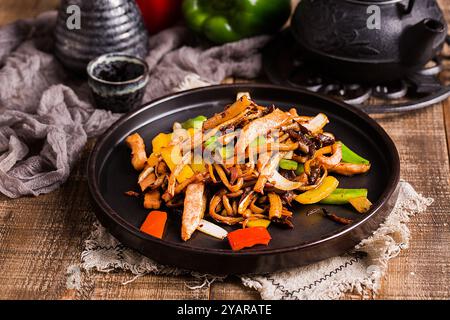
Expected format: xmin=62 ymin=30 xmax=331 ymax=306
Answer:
xmin=316 ymin=143 xmax=342 ymax=169
xmin=268 ymin=192 xmax=283 ymax=219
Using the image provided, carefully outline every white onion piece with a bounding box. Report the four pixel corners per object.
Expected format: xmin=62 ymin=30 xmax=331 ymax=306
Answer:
xmin=302 ymin=113 xmax=329 ymax=134
xmin=236 ymin=92 xmax=251 ymax=101
xmin=268 ymin=170 xmax=304 ymax=191
xmin=283 ymin=151 xmax=294 ymax=160
xmin=138 ymin=166 xmax=154 ymax=184
xmin=197 ymin=219 xmax=228 ymax=240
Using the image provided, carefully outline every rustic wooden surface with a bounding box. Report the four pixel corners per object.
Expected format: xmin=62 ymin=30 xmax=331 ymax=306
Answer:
xmin=0 ymin=0 xmax=449 ymax=300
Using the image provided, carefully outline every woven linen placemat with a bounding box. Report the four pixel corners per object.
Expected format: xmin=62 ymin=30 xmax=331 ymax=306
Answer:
xmin=80 ymin=181 xmax=432 ymax=300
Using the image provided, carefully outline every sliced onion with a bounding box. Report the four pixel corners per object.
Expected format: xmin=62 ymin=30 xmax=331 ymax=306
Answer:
xmin=268 ymin=170 xmax=305 ymax=191
xmin=236 ymin=92 xmax=251 ymax=100
xmin=138 ymin=166 xmax=154 ymax=184
xmin=197 ymin=219 xmax=228 ymax=240
xmin=302 ymin=113 xmax=329 ymax=134
xmin=283 ymin=151 xmax=294 ymax=160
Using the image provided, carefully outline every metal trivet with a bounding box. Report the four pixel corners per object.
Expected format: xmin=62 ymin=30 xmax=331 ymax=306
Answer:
xmin=263 ymin=30 xmax=450 ymax=114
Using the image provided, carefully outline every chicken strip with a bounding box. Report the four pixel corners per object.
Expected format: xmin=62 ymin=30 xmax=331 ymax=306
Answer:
xmin=182 ymin=182 xmax=206 ymax=241
xmin=235 ymin=109 xmax=290 ymax=161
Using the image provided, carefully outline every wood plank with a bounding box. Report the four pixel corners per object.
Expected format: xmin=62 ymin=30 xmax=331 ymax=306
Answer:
xmin=0 ymin=142 xmax=209 ymax=300
xmin=372 ymin=106 xmax=450 ymax=300
xmin=209 ymin=278 xmax=260 ymax=300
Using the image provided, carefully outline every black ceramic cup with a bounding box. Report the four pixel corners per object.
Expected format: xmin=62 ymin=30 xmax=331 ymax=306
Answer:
xmin=87 ymin=53 xmax=149 ymax=113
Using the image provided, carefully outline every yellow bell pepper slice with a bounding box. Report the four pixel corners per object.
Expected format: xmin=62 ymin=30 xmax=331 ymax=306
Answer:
xmin=187 ymin=128 xmax=196 ymax=137
xmin=152 ymin=133 xmax=173 ymax=153
xmin=160 ymin=145 xmax=194 ymax=183
xmin=191 ymin=162 xmax=207 ymax=173
xmin=294 ymin=176 xmax=339 ymax=204
xmin=246 ymin=219 xmax=271 ymax=228
xmin=348 ymin=196 xmax=372 ymax=214
xmin=146 ymin=153 xmax=159 ymax=167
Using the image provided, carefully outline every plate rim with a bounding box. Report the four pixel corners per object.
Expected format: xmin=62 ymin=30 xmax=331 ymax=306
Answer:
xmin=87 ymin=83 xmax=400 ymax=257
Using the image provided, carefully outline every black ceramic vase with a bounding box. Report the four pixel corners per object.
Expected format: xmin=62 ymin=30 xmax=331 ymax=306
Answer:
xmin=54 ymin=0 xmax=149 ymax=73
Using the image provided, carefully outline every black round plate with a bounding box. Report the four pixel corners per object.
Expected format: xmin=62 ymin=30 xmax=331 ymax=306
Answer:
xmin=88 ymin=84 xmax=400 ymax=275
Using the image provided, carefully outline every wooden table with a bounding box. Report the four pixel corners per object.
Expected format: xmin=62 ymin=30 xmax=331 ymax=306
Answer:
xmin=0 ymin=0 xmax=449 ymax=300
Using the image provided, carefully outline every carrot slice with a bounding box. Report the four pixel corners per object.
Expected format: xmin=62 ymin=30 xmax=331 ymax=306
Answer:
xmin=140 ymin=211 xmax=167 ymax=239
xmin=227 ymin=227 xmax=271 ymax=251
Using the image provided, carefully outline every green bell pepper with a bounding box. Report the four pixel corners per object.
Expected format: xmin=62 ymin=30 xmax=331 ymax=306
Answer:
xmin=250 ymin=136 xmax=266 ymax=148
xmin=279 ymin=159 xmax=298 ymax=171
xmin=319 ymin=188 xmax=368 ymax=205
xmin=295 ymin=163 xmax=305 ymax=176
xmin=182 ymin=0 xmax=291 ymax=44
xmin=205 ymin=136 xmax=218 ymax=150
xmin=181 ymin=115 xmax=207 ymax=129
xmin=219 ymin=145 xmax=234 ymax=160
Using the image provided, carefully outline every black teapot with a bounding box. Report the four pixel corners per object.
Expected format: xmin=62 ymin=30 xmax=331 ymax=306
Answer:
xmin=291 ymin=0 xmax=448 ymax=83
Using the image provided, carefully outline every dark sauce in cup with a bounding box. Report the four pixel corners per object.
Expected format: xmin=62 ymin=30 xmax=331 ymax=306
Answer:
xmin=93 ymin=60 xmax=145 ymax=83
xmin=87 ymin=53 xmax=149 ymax=113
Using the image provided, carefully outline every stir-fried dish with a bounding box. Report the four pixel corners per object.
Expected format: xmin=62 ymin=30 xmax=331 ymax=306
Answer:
xmin=125 ymin=93 xmax=373 ymax=251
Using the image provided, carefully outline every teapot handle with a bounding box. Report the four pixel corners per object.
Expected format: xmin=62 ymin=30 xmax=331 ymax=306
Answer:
xmin=399 ymin=0 xmax=415 ymax=14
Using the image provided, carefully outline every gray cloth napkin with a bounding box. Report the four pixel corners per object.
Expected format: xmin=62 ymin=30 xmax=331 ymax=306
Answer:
xmin=0 ymin=11 xmax=269 ymax=198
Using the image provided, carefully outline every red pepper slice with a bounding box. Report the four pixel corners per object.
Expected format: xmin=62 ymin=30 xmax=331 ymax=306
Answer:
xmin=140 ymin=211 xmax=167 ymax=239
xmin=227 ymin=227 xmax=272 ymax=251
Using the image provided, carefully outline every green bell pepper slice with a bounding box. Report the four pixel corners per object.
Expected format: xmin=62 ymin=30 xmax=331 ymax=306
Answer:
xmin=295 ymin=163 xmax=305 ymax=176
xmin=204 ymin=136 xmax=218 ymax=150
xmin=250 ymin=136 xmax=266 ymax=148
xmin=219 ymin=145 xmax=234 ymax=160
xmin=182 ymin=0 xmax=292 ymax=44
xmin=181 ymin=115 xmax=207 ymax=130
xmin=279 ymin=159 xmax=298 ymax=171
xmin=339 ymin=142 xmax=370 ymax=165
xmin=319 ymin=188 xmax=368 ymax=205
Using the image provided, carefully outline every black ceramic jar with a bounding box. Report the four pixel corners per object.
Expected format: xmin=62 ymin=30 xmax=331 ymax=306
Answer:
xmin=291 ymin=0 xmax=448 ymax=83
xmin=54 ymin=0 xmax=149 ymax=73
